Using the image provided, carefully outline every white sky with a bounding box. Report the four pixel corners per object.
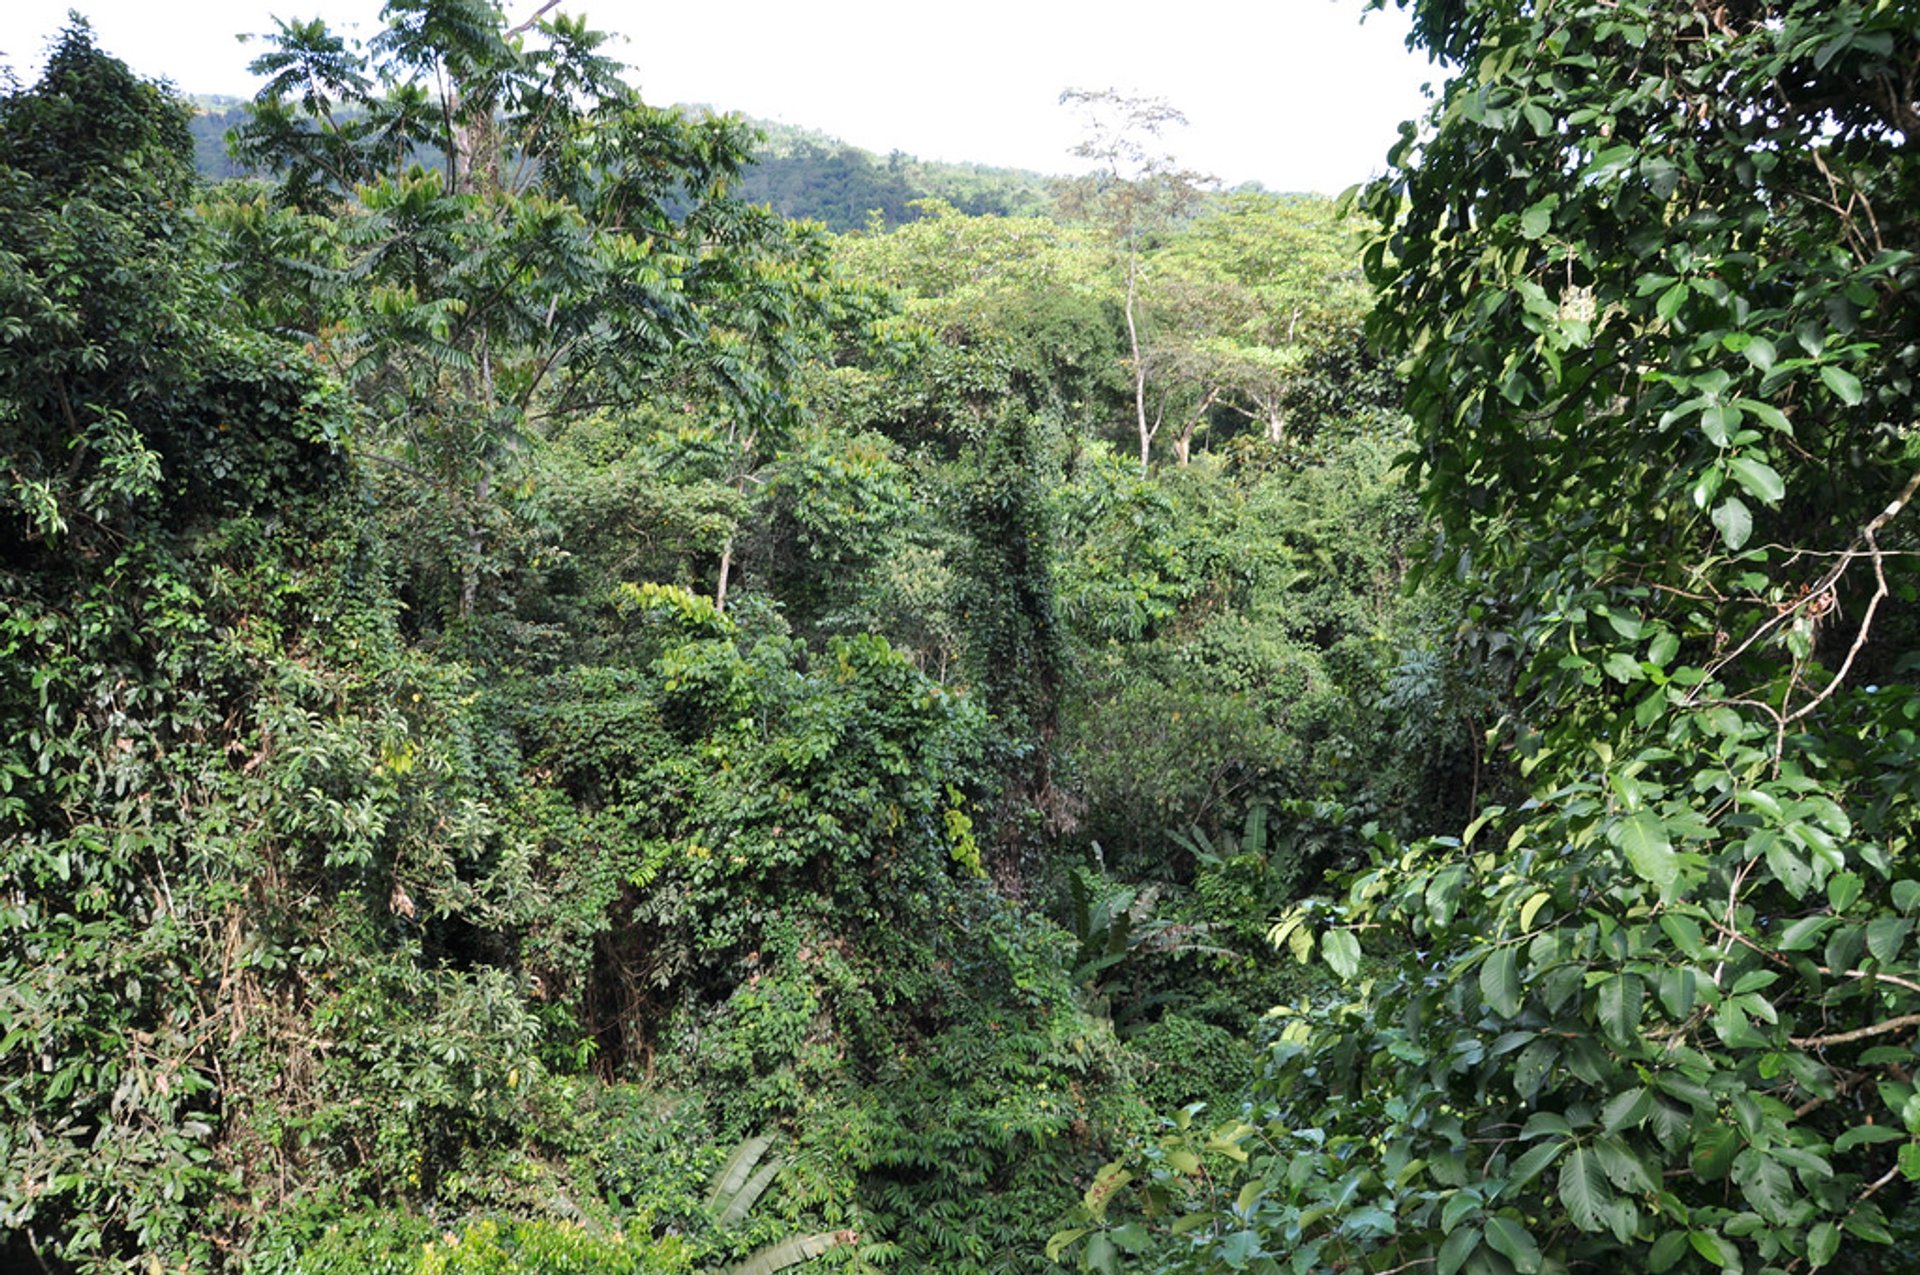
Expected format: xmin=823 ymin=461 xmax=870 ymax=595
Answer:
xmin=0 ymin=0 xmax=1441 ymax=195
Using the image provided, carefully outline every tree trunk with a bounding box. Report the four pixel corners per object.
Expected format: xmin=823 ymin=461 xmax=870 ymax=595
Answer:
xmin=1124 ymin=242 xmax=1151 ymax=474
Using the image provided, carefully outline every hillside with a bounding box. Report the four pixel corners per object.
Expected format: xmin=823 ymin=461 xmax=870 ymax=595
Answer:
xmin=186 ymin=100 xmax=1054 ymax=229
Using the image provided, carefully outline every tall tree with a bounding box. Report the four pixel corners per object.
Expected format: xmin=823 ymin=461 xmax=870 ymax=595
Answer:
xmin=1057 ymin=89 xmax=1211 ymax=472
xmin=222 ymin=0 xmax=828 ymax=633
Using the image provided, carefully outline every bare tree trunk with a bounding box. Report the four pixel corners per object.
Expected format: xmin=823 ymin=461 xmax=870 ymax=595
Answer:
xmin=1125 ymin=243 xmax=1152 ymax=474
xmin=1174 ymin=386 xmax=1221 ymax=467
xmin=715 ymin=534 xmax=734 ymax=613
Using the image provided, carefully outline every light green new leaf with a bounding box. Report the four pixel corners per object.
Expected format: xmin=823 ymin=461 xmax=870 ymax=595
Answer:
xmin=1323 ymin=928 xmax=1361 ymax=980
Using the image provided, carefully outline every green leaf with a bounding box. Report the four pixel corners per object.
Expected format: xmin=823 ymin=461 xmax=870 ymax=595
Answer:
xmin=1438 ymin=1225 xmax=1479 ymax=1275
xmin=1735 ymin=1148 xmax=1795 ymax=1223
xmin=1656 ymin=281 xmax=1689 ymax=324
xmin=1688 ymin=1229 xmax=1733 ymax=1269
xmin=1648 ymin=1230 xmax=1690 ymax=1273
xmin=1808 ymin=1220 xmax=1840 ymax=1268
xmin=1083 ymin=1161 xmax=1132 ymax=1222
xmin=1820 ymin=363 xmax=1864 ymax=406
xmin=1762 ymin=833 xmax=1814 ymax=900
xmin=1601 ymin=1086 xmax=1652 ymax=1133
xmin=1733 ymin=397 xmax=1791 ymax=432
xmin=1692 ymin=1124 xmax=1739 ymax=1181
xmin=1484 ymin=1216 xmax=1542 ymax=1274
xmin=1727 ymin=455 xmax=1785 ymax=505
xmin=1598 ymin=974 xmax=1644 ymax=1045
xmin=1481 ymin=945 xmax=1523 ymax=1018
xmin=1700 ymin=402 xmax=1736 ymax=446
xmin=1507 ymin=1136 xmax=1567 ymax=1189
xmin=1834 ymin=1123 xmax=1906 ymax=1151
xmin=1323 ymin=928 xmax=1361 ymax=980
xmin=1559 ymin=1146 xmax=1612 ymax=1232
xmin=1603 ymin=651 xmax=1643 ymax=683
xmin=1612 ymin=811 xmax=1677 ymax=895
xmin=1441 ymin=1189 xmax=1483 ymax=1234
xmin=1711 ymin=495 xmax=1753 ymax=550
xmin=1893 ymin=879 xmax=1920 ymax=914
xmin=1519 ymin=890 xmax=1553 ymax=931
xmin=1867 ymin=917 xmax=1911 ymax=964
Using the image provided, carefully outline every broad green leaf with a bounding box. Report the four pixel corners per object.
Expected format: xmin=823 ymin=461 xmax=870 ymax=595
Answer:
xmin=1046 ymin=1229 xmax=1089 ymax=1262
xmin=1727 ymin=455 xmax=1785 ymax=504
xmin=1700 ymin=402 xmax=1735 ymax=446
xmin=1648 ymin=1230 xmax=1690 ymax=1273
xmin=1763 ymin=833 xmax=1814 ymax=899
xmin=1441 ymin=1189 xmax=1482 ymax=1234
xmin=1808 ymin=1220 xmax=1840 ymax=1268
xmin=1646 ymin=630 xmax=1679 ymax=668
xmin=1893 ymin=879 xmax=1920 ymax=914
xmin=1820 ymin=363 xmax=1864 ymax=405
xmin=1834 ymin=1123 xmax=1906 ymax=1152
xmin=1484 ymin=1216 xmax=1542 ymax=1274
xmin=1323 ymin=928 xmax=1361 ymax=980
xmin=1084 ymin=1162 xmax=1132 ymax=1222
xmin=1595 ymin=1134 xmax=1657 ymax=1193
xmin=1867 ymin=916 xmax=1912 ymax=964
xmin=1603 ymin=651 xmax=1643 ymax=683
xmin=1601 ymin=1086 xmax=1651 ymax=1133
xmin=1507 ymin=1136 xmax=1567 ymax=1189
xmin=1598 ymin=973 xmax=1644 ymax=1045
xmin=1481 ymin=945 xmax=1523 ymax=1018
xmin=1438 ymin=1225 xmax=1479 ymax=1275
xmin=1689 ymin=1230 xmax=1733 ymax=1269
xmin=1519 ymin=890 xmax=1552 ymax=931
xmin=1692 ymin=1124 xmax=1739 ymax=1181
xmin=1712 ymin=495 xmax=1753 ymax=549
xmin=1214 ymin=1229 xmax=1259 ymax=1269
xmin=1658 ymin=966 xmax=1698 ymax=1017
xmin=1734 ymin=1148 xmax=1795 ymax=1223
xmin=1513 ymin=1037 xmax=1558 ymax=1101
xmin=1612 ymin=810 xmax=1678 ymax=895
xmin=1560 ymin=1146 xmax=1612 ymax=1231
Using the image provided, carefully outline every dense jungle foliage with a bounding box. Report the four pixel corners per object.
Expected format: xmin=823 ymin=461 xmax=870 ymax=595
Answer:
xmin=4 ymin=1 xmax=1917 ymax=1273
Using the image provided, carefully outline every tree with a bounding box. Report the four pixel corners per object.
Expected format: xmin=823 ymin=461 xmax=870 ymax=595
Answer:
xmin=1057 ymin=2 xmax=1920 ymax=1272
xmin=1151 ymin=194 xmax=1372 ymax=461
xmin=220 ymin=0 xmax=829 ymax=633
xmin=1057 ymin=89 xmax=1212 ymax=473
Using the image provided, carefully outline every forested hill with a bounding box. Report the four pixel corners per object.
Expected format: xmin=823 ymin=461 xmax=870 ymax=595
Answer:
xmin=187 ymin=99 xmax=1053 ymax=229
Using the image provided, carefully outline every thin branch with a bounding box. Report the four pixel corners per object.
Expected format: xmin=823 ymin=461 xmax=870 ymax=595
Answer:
xmin=507 ymin=0 xmax=564 ymax=36
xmin=1791 ymin=1013 xmax=1920 ymax=1050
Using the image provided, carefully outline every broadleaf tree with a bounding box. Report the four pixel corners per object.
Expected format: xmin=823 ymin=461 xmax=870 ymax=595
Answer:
xmin=1056 ymin=2 xmax=1920 ymax=1272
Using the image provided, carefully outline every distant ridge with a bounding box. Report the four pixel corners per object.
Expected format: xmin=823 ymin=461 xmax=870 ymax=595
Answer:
xmin=184 ymin=98 xmax=1055 ymax=230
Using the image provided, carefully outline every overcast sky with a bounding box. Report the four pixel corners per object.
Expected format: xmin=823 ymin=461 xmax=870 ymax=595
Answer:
xmin=0 ymin=0 xmax=1441 ymax=195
